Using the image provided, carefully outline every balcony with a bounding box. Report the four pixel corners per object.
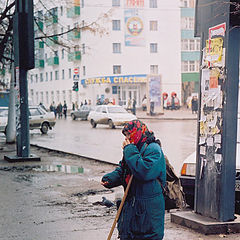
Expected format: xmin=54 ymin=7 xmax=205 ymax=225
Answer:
xmin=47 ymin=56 xmax=59 ymax=66
xmin=67 ymin=29 xmax=81 ymax=40
xmin=35 ymin=59 xmax=45 ymax=68
xmin=0 ymin=68 xmax=5 ymax=76
xmin=45 ymin=36 xmax=58 ymax=46
xmin=68 ymin=51 xmax=81 ymax=62
xmin=67 ymin=6 xmax=80 ymax=18
xmin=45 ymin=15 xmax=58 ymax=27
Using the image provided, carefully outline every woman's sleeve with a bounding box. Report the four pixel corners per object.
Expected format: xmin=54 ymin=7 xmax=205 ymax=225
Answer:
xmin=101 ymin=164 xmax=123 ymax=189
xmin=123 ymin=143 xmax=165 ymax=181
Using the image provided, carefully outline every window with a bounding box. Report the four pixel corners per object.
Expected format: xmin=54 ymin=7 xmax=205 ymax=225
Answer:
xmin=62 ymin=49 xmax=64 ymax=59
xmin=31 ymin=74 xmax=33 ymax=83
xmin=69 ymin=68 xmax=72 ymax=79
xmin=83 ymin=66 xmax=86 ymax=76
xmin=181 ymin=61 xmax=199 ymax=72
xmin=113 ymin=43 xmax=121 ymax=53
xmin=61 ymin=27 xmax=64 ymax=34
xmin=189 ymin=61 xmax=195 ymax=71
xmin=196 ymin=39 xmax=200 ymax=50
xmin=50 ymin=72 xmax=53 ymax=81
xmin=189 ymin=18 xmax=194 ymax=29
xmin=181 ymin=39 xmax=188 ymax=50
xmin=62 ymin=69 xmax=65 ymax=80
xmin=46 ymin=91 xmax=49 ymax=105
xmin=40 ymin=73 xmax=44 ymax=82
xmin=189 ymin=40 xmax=195 ymax=50
xmin=150 ymin=65 xmax=158 ymax=74
xmin=51 ymin=91 xmax=54 ymax=103
xmin=55 ymin=70 xmax=59 ymax=80
xmin=181 ymin=61 xmax=188 ymax=72
xmin=150 ymin=21 xmax=158 ymax=31
xmin=112 ymin=0 xmax=120 ymax=6
xmin=54 ymin=50 xmax=58 ymax=57
xmin=35 ymin=74 xmax=38 ymax=83
xmin=149 ymin=0 xmax=157 ymax=8
xmin=46 ymin=72 xmax=48 ymax=81
xmin=82 ymin=0 xmax=84 ymax=8
xmin=82 ymin=43 xmax=85 ymax=54
xmin=112 ymin=20 xmax=120 ymax=31
xmin=60 ymin=6 xmax=63 ymax=16
xmin=113 ymin=65 xmax=121 ymax=74
xmin=56 ymin=90 xmax=60 ymax=102
xmin=150 ymin=43 xmax=158 ymax=53
xmin=45 ymin=53 xmax=47 ymax=61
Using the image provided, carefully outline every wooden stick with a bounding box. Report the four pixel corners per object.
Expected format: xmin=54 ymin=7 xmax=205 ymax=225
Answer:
xmin=107 ymin=175 xmax=133 ymax=240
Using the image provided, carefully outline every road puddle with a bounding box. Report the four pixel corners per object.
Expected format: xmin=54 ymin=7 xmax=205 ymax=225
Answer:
xmin=33 ymin=164 xmax=84 ymax=174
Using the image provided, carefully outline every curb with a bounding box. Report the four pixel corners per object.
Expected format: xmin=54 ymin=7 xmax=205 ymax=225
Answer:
xmin=30 ymin=143 xmax=118 ymax=166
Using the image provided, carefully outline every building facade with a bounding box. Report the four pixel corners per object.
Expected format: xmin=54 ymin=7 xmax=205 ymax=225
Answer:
xmin=29 ymin=0 xmax=181 ymax=109
xmin=180 ymin=0 xmax=200 ymax=104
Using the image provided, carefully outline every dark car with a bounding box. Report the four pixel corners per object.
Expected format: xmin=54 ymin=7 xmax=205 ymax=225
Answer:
xmin=70 ymin=105 xmax=94 ymax=120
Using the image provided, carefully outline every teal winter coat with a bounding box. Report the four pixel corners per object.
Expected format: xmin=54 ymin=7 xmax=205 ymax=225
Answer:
xmin=102 ymin=142 xmax=166 ymax=240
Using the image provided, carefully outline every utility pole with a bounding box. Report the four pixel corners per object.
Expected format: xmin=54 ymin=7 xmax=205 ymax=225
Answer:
xmin=5 ymin=0 xmax=40 ymax=161
xmin=194 ymin=0 xmax=240 ymax=221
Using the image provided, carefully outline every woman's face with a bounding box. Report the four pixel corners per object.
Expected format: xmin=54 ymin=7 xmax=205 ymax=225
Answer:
xmin=124 ymin=132 xmax=131 ymax=140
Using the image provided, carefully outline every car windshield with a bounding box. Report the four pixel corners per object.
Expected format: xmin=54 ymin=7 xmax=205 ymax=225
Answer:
xmin=108 ymin=106 xmax=127 ymax=113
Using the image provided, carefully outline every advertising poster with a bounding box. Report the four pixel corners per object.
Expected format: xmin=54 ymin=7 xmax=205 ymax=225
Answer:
xmin=124 ymin=1 xmax=145 ymax=47
xmin=146 ymin=75 xmax=163 ymax=114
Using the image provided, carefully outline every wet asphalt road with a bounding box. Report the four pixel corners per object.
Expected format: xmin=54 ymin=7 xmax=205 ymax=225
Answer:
xmin=30 ymin=118 xmax=197 ymax=175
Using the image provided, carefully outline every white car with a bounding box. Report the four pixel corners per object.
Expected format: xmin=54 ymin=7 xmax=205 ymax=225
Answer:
xmin=180 ymin=143 xmax=240 ymax=211
xmin=0 ymin=105 xmax=56 ymax=134
xmin=0 ymin=107 xmax=8 ymax=133
xmin=88 ymin=105 xmax=137 ymax=128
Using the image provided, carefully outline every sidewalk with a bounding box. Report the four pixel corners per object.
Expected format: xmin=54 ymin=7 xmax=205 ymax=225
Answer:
xmin=136 ymin=107 xmax=198 ymax=120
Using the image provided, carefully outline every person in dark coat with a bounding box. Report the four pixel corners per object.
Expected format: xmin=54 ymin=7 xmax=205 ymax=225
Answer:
xmin=63 ymin=101 xmax=67 ymax=119
xmin=101 ymin=120 xmax=166 ymax=240
xmin=191 ymin=96 xmax=198 ymax=114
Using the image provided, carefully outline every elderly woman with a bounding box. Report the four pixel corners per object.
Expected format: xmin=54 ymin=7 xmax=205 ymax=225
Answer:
xmin=101 ymin=120 xmax=166 ymax=240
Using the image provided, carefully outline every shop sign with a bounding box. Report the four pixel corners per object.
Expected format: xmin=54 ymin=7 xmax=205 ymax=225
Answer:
xmin=81 ymin=74 xmax=147 ymax=85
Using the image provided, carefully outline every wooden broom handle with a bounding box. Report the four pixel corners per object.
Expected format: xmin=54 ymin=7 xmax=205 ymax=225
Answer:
xmin=107 ymin=175 xmax=133 ymax=240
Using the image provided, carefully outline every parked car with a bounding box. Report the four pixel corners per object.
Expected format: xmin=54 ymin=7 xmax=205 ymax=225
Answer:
xmin=179 ymin=143 xmax=240 ymax=213
xmin=70 ymin=105 xmax=94 ymax=120
xmin=88 ymin=105 xmax=137 ymax=128
xmin=0 ymin=105 xmax=56 ymax=134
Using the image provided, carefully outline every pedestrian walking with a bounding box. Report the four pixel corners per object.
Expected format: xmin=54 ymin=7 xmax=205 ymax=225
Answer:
xmin=57 ymin=102 xmax=63 ymax=119
xmin=132 ymin=98 xmax=136 ymax=115
xmin=191 ymin=96 xmax=198 ymax=114
xmin=101 ymin=120 xmax=166 ymax=240
xmin=63 ymin=100 xmax=67 ymax=119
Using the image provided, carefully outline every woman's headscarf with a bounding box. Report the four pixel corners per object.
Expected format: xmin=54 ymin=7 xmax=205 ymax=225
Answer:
xmin=122 ymin=120 xmax=156 ymax=150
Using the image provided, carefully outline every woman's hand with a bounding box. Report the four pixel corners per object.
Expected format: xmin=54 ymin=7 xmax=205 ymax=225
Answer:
xmin=101 ymin=181 xmax=109 ymax=187
xmin=122 ymin=138 xmax=131 ymax=149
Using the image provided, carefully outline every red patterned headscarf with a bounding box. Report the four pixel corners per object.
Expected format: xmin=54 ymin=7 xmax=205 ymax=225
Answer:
xmin=122 ymin=120 xmax=151 ymax=146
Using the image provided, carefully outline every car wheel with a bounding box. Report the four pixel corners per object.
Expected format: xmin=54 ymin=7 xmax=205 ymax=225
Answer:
xmin=40 ymin=122 xmax=49 ymax=134
xmin=71 ymin=114 xmax=76 ymax=120
xmin=90 ymin=119 xmax=97 ymax=128
xmin=108 ymin=119 xmax=115 ymax=129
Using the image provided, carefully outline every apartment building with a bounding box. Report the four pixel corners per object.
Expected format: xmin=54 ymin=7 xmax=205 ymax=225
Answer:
xmin=180 ymin=0 xmax=200 ymax=104
xmin=29 ymin=0 xmax=181 ymax=108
